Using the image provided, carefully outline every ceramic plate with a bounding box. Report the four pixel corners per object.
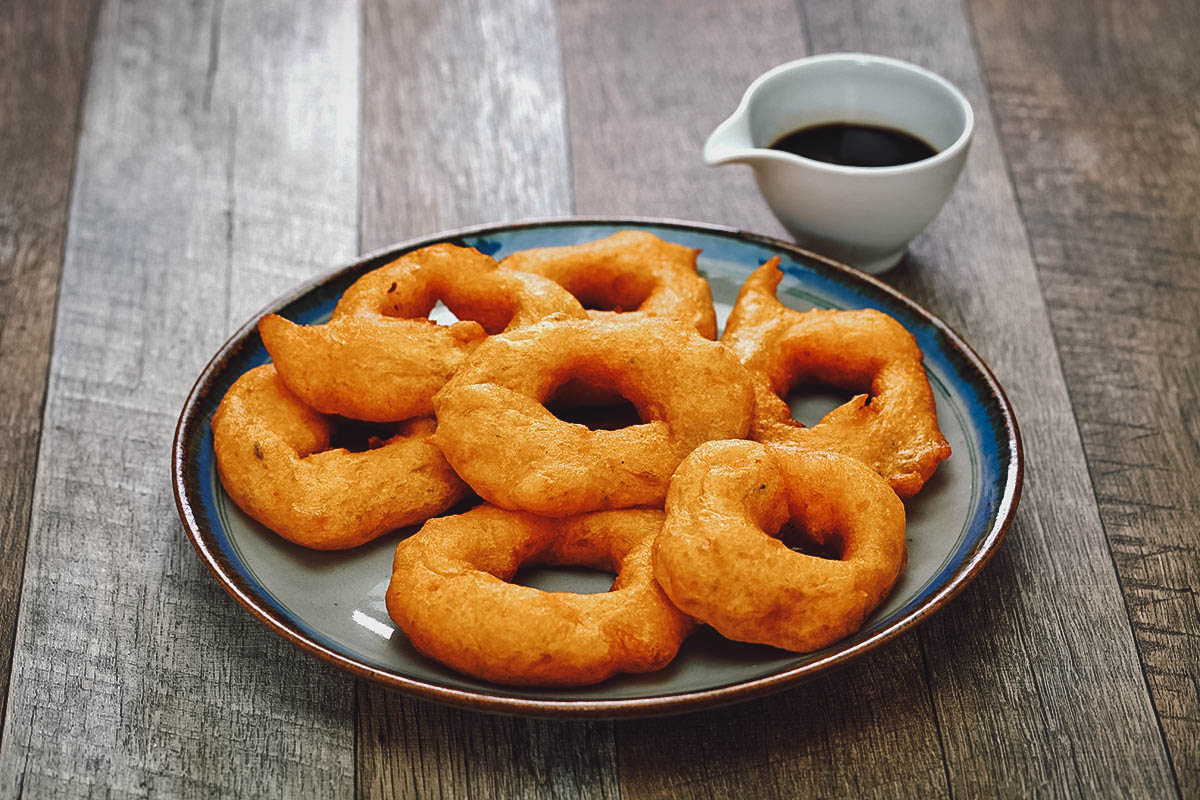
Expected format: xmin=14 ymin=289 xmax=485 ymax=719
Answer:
xmin=173 ymin=218 xmax=1021 ymax=718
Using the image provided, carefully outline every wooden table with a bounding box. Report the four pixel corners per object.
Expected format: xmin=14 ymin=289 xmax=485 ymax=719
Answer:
xmin=2 ymin=0 xmax=1196 ymax=796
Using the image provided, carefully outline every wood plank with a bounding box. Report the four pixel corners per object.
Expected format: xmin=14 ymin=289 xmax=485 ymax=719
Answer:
xmin=359 ymin=0 xmax=573 ymax=253
xmin=556 ymin=2 xmax=949 ymax=797
xmin=358 ymin=694 xmax=618 ymax=800
xmin=560 ymin=0 xmax=789 ymax=237
xmin=969 ymin=0 xmax=1200 ymax=792
xmin=799 ymin=0 xmax=1179 ymax=795
xmin=0 ymin=0 xmax=96 ymax=734
xmin=355 ymin=2 xmax=619 ymax=797
xmin=0 ymin=1 xmax=360 ymax=795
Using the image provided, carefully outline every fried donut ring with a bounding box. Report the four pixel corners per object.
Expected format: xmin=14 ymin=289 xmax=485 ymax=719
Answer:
xmin=500 ymin=230 xmax=717 ymax=338
xmin=721 ymin=258 xmax=950 ymax=498
xmin=260 ymin=244 xmax=587 ymax=422
xmin=386 ymin=505 xmax=694 ymax=686
xmin=653 ymin=440 xmax=906 ymax=652
xmin=432 ymin=317 xmax=756 ymax=515
xmin=212 ymin=364 xmax=468 ymax=549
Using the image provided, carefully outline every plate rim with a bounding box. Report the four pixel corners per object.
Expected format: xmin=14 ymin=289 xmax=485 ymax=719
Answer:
xmin=172 ymin=216 xmax=1024 ymax=719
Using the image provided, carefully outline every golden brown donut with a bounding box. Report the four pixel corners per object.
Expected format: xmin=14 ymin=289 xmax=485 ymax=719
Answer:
xmin=721 ymin=258 xmax=950 ymax=498
xmin=386 ymin=505 xmax=694 ymax=686
xmin=431 ymin=317 xmax=756 ymax=515
xmin=260 ymin=243 xmax=587 ymax=422
xmin=653 ymin=440 xmax=907 ymax=652
xmin=212 ymin=364 xmax=468 ymax=550
xmin=500 ymin=230 xmax=717 ymax=338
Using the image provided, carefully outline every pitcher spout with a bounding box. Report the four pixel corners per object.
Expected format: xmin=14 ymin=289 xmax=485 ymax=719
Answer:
xmin=702 ymin=110 xmax=758 ymax=167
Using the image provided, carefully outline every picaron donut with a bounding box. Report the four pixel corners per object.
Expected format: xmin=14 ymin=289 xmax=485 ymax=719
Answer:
xmin=259 ymin=243 xmax=587 ymax=422
xmin=500 ymin=230 xmax=717 ymax=338
xmin=653 ymin=439 xmax=907 ymax=652
xmin=386 ymin=505 xmax=694 ymax=686
xmin=212 ymin=364 xmax=468 ymax=549
xmin=431 ymin=316 xmax=756 ymax=515
xmin=721 ymin=258 xmax=950 ymax=498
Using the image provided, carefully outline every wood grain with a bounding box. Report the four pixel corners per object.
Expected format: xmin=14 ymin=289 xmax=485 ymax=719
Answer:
xmin=970 ymin=0 xmax=1200 ymax=792
xmin=0 ymin=0 xmax=96 ymax=735
xmin=799 ymin=0 xmax=1178 ymax=795
xmin=357 ymin=693 xmax=618 ymax=800
xmin=559 ymin=0 xmax=790 ymax=238
xmin=355 ymin=2 xmax=619 ymax=798
xmin=0 ymin=0 xmax=360 ymax=795
xmin=556 ymin=2 xmax=948 ymax=797
xmin=359 ymin=0 xmax=573 ymax=253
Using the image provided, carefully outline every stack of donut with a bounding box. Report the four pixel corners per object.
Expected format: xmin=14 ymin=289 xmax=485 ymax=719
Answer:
xmin=212 ymin=231 xmax=950 ymax=686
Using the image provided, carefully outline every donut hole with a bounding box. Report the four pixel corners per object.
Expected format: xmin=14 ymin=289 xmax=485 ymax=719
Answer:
xmin=569 ymin=273 xmax=656 ymax=313
xmin=430 ymin=298 xmax=515 ymax=334
xmin=777 ymin=520 xmax=845 ymax=561
xmin=544 ymin=377 xmax=645 ymax=431
xmin=784 ymin=380 xmax=866 ymax=427
xmin=327 ymin=418 xmax=401 ymax=452
xmin=381 ymin=295 xmax=515 ymax=334
xmin=371 ymin=265 xmax=518 ymax=332
xmin=423 ymin=299 xmax=464 ymax=326
xmin=511 ymin=565 xmax=617 ymax=595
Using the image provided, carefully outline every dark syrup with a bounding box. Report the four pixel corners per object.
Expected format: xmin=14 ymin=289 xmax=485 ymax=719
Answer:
xmin=770 ymin=122 xmax=938 ymax=168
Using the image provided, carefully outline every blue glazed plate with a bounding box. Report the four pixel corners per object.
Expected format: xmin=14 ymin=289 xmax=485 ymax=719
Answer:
xmin=173 ymin=218 xmax=1021 ymax=718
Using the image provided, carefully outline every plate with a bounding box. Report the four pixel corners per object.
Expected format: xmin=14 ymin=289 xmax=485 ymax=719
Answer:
xmin=173 ymin=218 xmax=1022 ymax=718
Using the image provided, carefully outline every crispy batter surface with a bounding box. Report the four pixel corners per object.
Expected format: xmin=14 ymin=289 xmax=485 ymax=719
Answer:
xmin=653 ymin=440 xmax=907 ymax=652
xmin=212 ymin=364 xmax=468 ymax=549
xmin=431 ymin=317 xmax=756 ymax=515
xmin=500 ymin=230 xmax=717 ymax=338
xmin=386 ymin=506 xmax=694 ymax=686
xmin=722 ymin=258 xmax=951 ymax=498
xmin=260 ymin=244 xmax=586 ymax=422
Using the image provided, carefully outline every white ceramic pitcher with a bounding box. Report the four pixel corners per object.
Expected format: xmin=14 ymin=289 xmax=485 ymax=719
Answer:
xmin=704 ymin=53 xmax=974 ymax=274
